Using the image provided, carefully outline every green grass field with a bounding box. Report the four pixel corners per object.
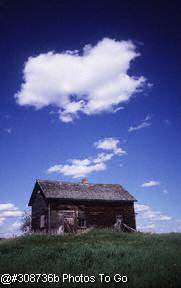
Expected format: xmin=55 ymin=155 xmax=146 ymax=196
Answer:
xmin=0 ymin=229 xmax=180 ymax=288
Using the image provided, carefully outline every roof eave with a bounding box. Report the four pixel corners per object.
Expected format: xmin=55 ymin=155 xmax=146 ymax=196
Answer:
xmin=46 ymin=197 xmax=136 ymax=203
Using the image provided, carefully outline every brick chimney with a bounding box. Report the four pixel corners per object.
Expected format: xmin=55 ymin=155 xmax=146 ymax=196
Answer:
xmin=81 ymin=178 xmax=88 ymax=184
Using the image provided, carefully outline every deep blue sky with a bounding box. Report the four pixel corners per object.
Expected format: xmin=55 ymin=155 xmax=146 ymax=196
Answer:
xmin=0 ymin=0 xmax=181 ymax=235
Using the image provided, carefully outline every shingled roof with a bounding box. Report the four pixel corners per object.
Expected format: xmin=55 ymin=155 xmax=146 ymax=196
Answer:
xmin=29 ymin=179 xmax=136 ymax=205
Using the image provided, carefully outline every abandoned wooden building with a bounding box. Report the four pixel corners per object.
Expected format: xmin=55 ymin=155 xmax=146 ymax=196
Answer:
xmin=28 ymin=179 xmax=137 ymax=234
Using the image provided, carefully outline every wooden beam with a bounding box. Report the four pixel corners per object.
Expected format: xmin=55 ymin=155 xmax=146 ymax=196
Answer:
xmin=48 ymin=203 xmax=51 ymax=234
xmin=123 ymin=223 xmax=137 ymax=232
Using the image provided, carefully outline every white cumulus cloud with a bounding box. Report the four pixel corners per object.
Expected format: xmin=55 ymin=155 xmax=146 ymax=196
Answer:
xmin=0 ymin=210 xmax=23 ymax=218
xmin=0 ymin=221 xmax=22 ymax=238
xmin=15 ymin=38 xmax=146 ymax=122
xmin=48 ymin=137 xmax=126 ymax=178
xmin=47 ymin=154 xmax=110 ymax=178
xmin=0 ymin=203 xmax=18 ymax=211
xmin=94 ymin=137 xmax=126 ymax=155
xmin=141 ymin=180 xmax=160 ymax=187
xmin=0 ymin=203 xmax=23 ymax=226
xmin=135 ymin=203 xmax=172 ymax=222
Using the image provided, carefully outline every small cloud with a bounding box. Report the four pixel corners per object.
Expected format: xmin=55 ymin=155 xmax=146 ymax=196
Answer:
xmin=93 ymin=152 xmax=114 ymax=163
xmin=163 ymin=189 xmax=168 ymax=194
xmin=4 ymin=114 xmax=10 ymax=119
xmin=0 ymin=220 xmax=22 ymax=238
xmin=129 ymin=121 xmax=151 ymax=132
xmin=48 ymin=155 xmax=109 ymax=178
xmin=164 ymin=119 xmax=171 ymax=126
xmin=94 ymin=138 xmax=126 ymax=155
xmin=48 ymin=137 xmax=126 ymax=178
xmin=0 ymin=210 xmax=23 ymax=218
xmin=0 ymin=217 xmax=5 ymax=225
xmin=135 ymin=203 xmax=150 ymax=212
xmin=136 ymin=205 xmax=181 ymax=233
xmin=143 ymin=114 xmax=151 ymax=121
xmin=141 ymin=180 xmax=160 ymax=188
xmin=113 ymin=106 xmax=124 ymax=113
xmin=0 ymin=112 xmax=11 ymax=119
xmin=4 ymin=128 xmax=12 ymax=134
xmin=0 ymin=203 xmax=23 ymax=226
xmin=49 ymin=110 xmax=56 ymax=115
xmin=11 ymin=221 xmax=21 ymax=230
xmin=135 ymin=203 xmax=172 ymax=222
xmin=128 ymin=114 xmax=151 ymax=132
xmin=137 ymin=223 xmax=156 ymax=232
xmin=0 ymin=203 xmax=19 ymax=211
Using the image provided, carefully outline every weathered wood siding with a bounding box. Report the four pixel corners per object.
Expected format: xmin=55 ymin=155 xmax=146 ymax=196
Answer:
xmin=84 ymin=202 xmax=136 ymax=229
xmin=49 ymin=200 xmax=136 ymax=230
xmin=31 ymin=192 xmax=48 ymax=232
xmin=31 ymin=192 xmax=136 ymax=232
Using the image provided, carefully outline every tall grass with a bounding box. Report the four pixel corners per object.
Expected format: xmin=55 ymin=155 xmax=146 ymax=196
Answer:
xmin=0 ymin=229 xmax=180 ymax=287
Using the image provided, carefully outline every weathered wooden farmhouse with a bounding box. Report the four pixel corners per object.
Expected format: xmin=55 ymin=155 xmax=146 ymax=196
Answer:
xmin=28 ymin=179 xmax=137 ymax=234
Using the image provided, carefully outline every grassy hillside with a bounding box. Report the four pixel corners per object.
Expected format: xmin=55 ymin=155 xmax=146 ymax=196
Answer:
xmin=0 ymin=229 xmax=180 ymax=288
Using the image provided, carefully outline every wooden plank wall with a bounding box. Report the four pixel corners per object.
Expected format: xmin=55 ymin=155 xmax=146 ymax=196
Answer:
xmin=49 ymin=200 xmax=136 ymax=230
xmin=31 ymin=192 xmax=48 ymax=232
xmin=31 ymin=194 xmax=136 ymax=232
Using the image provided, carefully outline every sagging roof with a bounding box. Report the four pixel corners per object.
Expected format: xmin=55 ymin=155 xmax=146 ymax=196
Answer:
xmin=29 ymin=179 xmax=136 ymax=205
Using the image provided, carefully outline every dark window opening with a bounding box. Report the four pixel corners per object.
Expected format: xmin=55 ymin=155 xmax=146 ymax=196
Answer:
xmin=78 ymin=219 xmax=86 ymax=228
xmin=78 ymin=211 xmax=86 ymax=228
